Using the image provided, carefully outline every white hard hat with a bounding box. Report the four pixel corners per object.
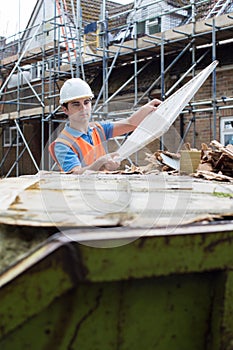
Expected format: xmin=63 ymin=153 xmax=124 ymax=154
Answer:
xmin=59 ymin=78 xmax=94 ymax=104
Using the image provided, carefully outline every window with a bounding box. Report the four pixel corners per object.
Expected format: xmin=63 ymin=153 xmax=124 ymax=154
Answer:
xmin=137 ymin=21 xmax=146 ymax=35
xmin=3 ymin=126 xmax=23 ymax=147
xmin=31 ymin=62 xmax=43 ymax=81
xmin=146 ymin=17 xmax=161 ymax=35
xmin=220 ymin=117 xmax=233 ymax=146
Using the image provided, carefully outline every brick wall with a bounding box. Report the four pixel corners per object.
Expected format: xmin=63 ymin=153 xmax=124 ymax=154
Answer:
xmin=163 ymin=67 xmax=233 ymax=152
xmin=0 ymin=121 xmax=42 ymax=177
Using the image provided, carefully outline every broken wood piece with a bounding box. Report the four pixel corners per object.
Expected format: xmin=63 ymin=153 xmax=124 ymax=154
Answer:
xmin=193 ymin=170 xmax=233 ymax=182
xmin=210 ymin=140 xmax=233 ymax=160
xmin=197 ymin=162 xmax=213 ymax=172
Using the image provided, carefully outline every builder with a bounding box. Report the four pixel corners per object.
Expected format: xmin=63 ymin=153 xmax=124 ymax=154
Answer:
xmin=49 ymin=78 xmax=161 ymax=174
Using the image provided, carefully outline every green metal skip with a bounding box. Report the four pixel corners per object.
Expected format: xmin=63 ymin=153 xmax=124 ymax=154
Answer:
xmin=0 ymin=224 xmax=233 ymax=350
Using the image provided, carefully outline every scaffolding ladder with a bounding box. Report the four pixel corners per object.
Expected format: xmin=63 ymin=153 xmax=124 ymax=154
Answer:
xmin=206 ymin=0 xmax=231 ymax=19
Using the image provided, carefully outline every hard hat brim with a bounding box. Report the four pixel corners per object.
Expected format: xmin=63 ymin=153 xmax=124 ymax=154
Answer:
xmin=60 ymin=94 xmax=94 ymax=105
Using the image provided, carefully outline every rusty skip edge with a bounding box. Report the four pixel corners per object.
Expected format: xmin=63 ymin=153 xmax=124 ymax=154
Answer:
xmin=0 ymin=222 xmax=233 ymax=289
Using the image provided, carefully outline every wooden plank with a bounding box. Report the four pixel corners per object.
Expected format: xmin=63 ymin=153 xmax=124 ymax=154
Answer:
xmin=109 ymin=12 xmax=233 ymax=54
xmin=0 ymin=105 xmax=54 ymax=121
xmin=0 ymin=173 xmax=232 ymax=228
xmin=0 ymin=42 xmax=64 ymax=67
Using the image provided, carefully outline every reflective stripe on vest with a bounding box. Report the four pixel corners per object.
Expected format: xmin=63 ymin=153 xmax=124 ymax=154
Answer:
xmin=49 ymin=123 xmax=108 ymax=169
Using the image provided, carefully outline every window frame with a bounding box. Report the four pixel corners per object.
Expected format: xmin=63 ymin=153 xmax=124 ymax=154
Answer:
xmin=3 ymin=126 xmax=23 ymax=147
xmin=220 ymin=116 xmax=233 ymax=146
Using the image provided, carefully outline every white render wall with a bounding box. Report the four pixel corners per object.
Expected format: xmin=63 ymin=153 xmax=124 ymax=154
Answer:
xmin=21 ymin=0 xmax=57 ymax=52
xmin=128 ymin=0 xmax=187 ymax=33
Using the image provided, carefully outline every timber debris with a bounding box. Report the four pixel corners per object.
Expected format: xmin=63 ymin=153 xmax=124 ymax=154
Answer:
xmin=145 ymin=140 xmax=232 ymax=181
xmin=115 ymin=140 xmax=233 ymax=181
xmin=194 ymin=140 xmax=233 ymax=181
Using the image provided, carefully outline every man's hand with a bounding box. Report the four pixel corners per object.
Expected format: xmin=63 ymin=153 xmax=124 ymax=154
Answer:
xmin=112 ymin=98 xmax=162 ymax=137
xmin=137 ymin=98 xmax=162 ymax=115
xmin=98 ymin=152 xmax=120 ymax=171
xmin=70 ymin=152 xmax=120 ymax=174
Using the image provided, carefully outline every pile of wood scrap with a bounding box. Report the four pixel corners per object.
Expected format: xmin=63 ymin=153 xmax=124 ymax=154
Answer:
xmin=105 ymin=140 xmax=232 ymax=180
xmin=139 ymin=141 xmax=233 ymax=181
xmin=107 ymin=162 xmax=161 ymax=175
xmin=194 ymin=140 xmax=233 ymax=182
xmin=116 ymin=150 xmax=181 ymax=174
xmin=104 ymin=151 xmax=179 ymax=175
xmin=149 ymin=141 xmax=233 ymax=181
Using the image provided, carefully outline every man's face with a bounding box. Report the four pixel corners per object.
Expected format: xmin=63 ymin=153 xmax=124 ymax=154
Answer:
xmin=62 ymin=98 xmax=92 ymax=123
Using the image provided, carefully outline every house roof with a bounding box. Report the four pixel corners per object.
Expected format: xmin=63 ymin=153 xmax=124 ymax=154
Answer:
xmin=65 ymin=0 xmax=133 ymax=29
xmin=63 ymin=0 xmax=233 ymax=38
xmin=2 ymin=0 xmax=232 ymax=57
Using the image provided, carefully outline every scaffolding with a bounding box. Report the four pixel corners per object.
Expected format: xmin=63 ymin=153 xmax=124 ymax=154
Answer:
xmin=0 ymin=0 xmax=233 ymax=177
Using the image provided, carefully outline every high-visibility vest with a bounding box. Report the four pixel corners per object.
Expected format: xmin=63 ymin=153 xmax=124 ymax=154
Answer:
xmin=49 ymin=123 xmax=108 ymax=170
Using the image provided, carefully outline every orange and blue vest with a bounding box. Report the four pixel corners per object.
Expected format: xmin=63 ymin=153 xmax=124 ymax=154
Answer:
xmin=49 ymin=123 xmax=108 ymax=171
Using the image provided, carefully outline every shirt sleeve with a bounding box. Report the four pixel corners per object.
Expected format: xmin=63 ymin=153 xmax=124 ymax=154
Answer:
xmin=54 ymin=142 xmax=81 ymax=172
xmin=99 ymin=121 xmax=114 ymax=139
